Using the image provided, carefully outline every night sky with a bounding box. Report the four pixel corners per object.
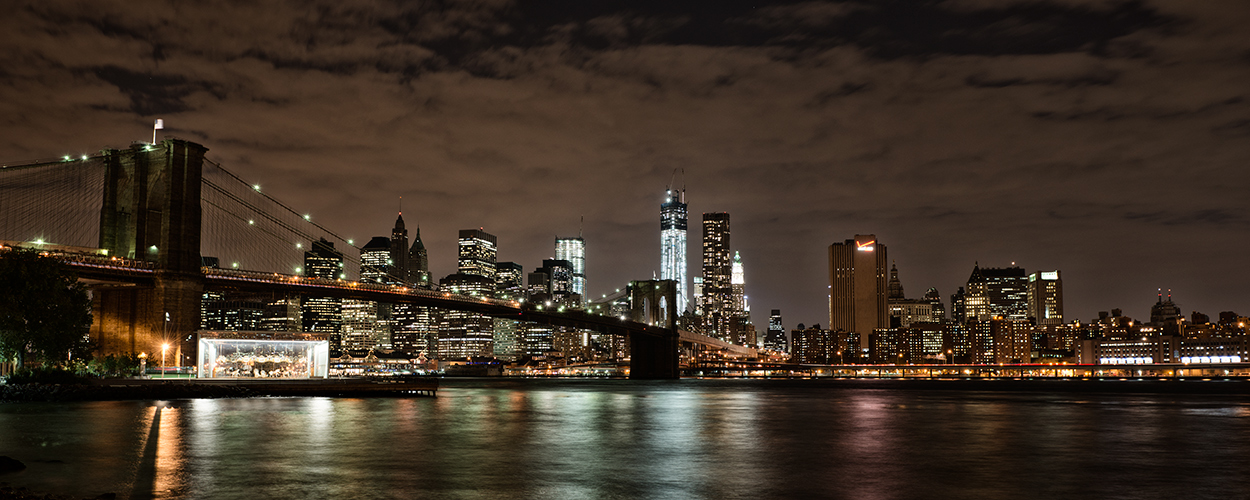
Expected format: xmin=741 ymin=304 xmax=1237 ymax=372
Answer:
xmin=3 ymin=0 xmax=1248 ymax=329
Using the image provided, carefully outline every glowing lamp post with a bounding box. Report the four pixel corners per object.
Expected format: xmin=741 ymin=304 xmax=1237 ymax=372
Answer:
xmin=161 ymin=343 xmax=169 ymax=377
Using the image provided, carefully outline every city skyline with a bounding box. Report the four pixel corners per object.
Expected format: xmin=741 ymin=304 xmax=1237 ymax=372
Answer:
xmin=2 ymin=1 xmax=1249 ymax=327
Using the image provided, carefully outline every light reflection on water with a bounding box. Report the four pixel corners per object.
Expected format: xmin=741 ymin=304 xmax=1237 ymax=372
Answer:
xmin=2 ymin=379 xmax=1250 ymax=499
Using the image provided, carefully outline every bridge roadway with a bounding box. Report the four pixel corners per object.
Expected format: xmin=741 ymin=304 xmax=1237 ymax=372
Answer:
xmin=40 ymin=250 xmax=748 ymax=345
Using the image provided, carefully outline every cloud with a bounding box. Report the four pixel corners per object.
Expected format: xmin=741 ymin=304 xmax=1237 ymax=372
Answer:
xmin=2 ymin=0 xmax=1250 ymax=325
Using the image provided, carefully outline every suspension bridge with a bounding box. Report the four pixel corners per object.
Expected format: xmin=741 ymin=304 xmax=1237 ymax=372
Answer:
xmin=0 ymin=139 xmax=688 ymax=378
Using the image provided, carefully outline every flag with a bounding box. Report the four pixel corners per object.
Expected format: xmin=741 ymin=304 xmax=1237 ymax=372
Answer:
xmin=154 ymin=119 xmax=164 ymax=129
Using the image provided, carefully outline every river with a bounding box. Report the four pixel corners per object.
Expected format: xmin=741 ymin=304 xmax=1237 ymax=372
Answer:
xmin=2 ymin=378 xmax=1249 ymax=499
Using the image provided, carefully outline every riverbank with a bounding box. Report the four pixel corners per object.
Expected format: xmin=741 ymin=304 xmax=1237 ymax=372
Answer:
xmin=0 ymin=377 xmax=437 ymax=402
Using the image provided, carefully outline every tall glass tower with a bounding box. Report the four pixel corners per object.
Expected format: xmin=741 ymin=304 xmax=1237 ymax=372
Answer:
xmin=660 ymin=188 xmax=688 ymax=313
xmin=555 ymin=236 xmax=586 ymax=305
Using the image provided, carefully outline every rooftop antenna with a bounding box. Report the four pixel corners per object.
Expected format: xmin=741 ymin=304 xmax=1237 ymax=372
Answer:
xmin=579 ymin=215 xmax=584 ymax=238
xmin=399 ymin=196 xmax=403 ymax=215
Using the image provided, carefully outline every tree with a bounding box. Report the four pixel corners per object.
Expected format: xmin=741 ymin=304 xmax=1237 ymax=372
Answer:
xmin=0 ymin=249 xmax=94 ymax=366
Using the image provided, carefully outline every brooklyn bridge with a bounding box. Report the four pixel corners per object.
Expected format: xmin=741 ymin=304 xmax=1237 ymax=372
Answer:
xmin=0 ymin=139 xmax=755 ymax=379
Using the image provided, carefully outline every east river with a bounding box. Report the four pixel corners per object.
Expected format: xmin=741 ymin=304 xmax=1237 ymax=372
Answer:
xmin=3 ymin=378 xmax=1250 ymax=499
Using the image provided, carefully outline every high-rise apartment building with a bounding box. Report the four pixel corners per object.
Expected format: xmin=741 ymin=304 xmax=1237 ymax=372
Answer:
xmin=555 ymin=236 xmax=586 ymax=306
xmin=458 ymin=229 xmax=497 ymax=281
xmin=828 ymin=234 xmax=888 ymax=350
xmin=660 ymin=188 xmax=688 ymax=313
xmin=702 ymin=212 xmax=733 ymax=341
xmin=1027 ymin=270 xmax=1064 ymax=325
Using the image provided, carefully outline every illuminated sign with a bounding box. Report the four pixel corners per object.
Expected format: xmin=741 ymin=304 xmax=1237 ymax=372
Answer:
xmin=1041 ymin=271 xmax=1059 ymax=280
xmin=856 ymin=240 xmax=875 ymax=252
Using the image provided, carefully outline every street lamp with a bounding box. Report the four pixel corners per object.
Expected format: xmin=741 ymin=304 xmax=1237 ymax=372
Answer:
xmin=161 ymin=343 xmax=169 ymax=377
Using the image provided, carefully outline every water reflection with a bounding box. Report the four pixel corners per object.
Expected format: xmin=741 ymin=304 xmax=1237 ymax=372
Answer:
xmin=1 ymin=380 xmax=1249 ymax=499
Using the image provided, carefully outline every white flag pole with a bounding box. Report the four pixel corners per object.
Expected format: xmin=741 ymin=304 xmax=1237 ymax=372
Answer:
xmin=152 ymin=119 xmax=164 ymax=144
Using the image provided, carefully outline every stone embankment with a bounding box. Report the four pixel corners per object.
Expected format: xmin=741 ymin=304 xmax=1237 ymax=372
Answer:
xmin=0 ymin=382 xmax=255 ymax=402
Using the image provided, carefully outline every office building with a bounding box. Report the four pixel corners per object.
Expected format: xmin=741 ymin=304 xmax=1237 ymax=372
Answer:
xmin=438 ymin=273 xmax=496 ymax=359
xmin=408 ymin=226 xmax=430 ymax=288
xmin=458 ymin=229 xmax=497 ymax=281
xmin=390 ymin=213 xmax=409 ymax=284
xmin=660 ymin=187 xmax=688 ymax=312
xmin=728 ymin=251 xmax=753 ymax=346
xmin=1027 ymin=270 xmax=1064 ymax=325
xmin=301 ymin=238 xmax=343 ymax=350
xmin=828 ymin=234 xmax=888 ymax=350
xmin=360 ymin=236 xmax=394 ymax=284
xmin=495 ymin=261 xmax=525 ymax=299
xmin=964 ymin=264 xmax=1028 ymax=322
xmin=765 ymin=310 xmax=786 ymax=352
xmin=555 ymin=235 xmax=586 ymax=306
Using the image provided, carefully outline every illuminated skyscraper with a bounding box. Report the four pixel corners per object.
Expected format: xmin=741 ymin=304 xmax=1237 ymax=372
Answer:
xmin=828 ymin=234 xmax=888 ymax=350
xmin=964 ymin=264 xmax=1028 ymax=322
xmin=766 ymin=310 xmax=786 ymax=352
xmin=458 ymin=229 xmax=497 ymax=281
xmin=360 ymin=236 xmax=393 ymax=284
xmin=302 ymin=238 xmax=344 ymax=350
xmin=702 ymin=212 xmax=732 ymax=340
xmin=1027 ymin=270 xmax=1064 ymax=325
xmin=555 ymin=235 xmax=586 ymax=305
xmin=660 ymin=187 xmax=688 ymax=312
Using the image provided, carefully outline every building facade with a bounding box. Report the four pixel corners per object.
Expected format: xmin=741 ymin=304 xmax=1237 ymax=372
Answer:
xmin=555 ymin=236 xmax=586 ymax=306
xmin=660 ymin=188 xmax=688 ymax=313
xmin=1027 ymin=270 xmax=1064 ymax=325
xmin=829 ymin=234 xmax=888 ymax=350
xmin=702 ymin=212 xmax=733 ymax=341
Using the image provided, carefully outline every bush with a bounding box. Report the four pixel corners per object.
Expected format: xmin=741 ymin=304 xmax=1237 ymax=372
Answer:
xmin=3 ymin=365 xmax=86 ymax=385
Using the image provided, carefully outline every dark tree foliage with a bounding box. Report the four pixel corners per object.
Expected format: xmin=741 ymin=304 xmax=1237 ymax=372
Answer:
xmin=0 ymin=249 xmax=94 ymax=366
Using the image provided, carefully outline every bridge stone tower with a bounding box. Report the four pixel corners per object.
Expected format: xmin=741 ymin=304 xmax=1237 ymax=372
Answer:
xmin=91 ymin=139 xmax=206 ymax=364
xmin=628 ymin=279 xmax=680 ymax=379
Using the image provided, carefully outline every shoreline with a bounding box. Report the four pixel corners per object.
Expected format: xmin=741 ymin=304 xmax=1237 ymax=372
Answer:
xmin=4 ymin=376 xmax=1250 ymax=403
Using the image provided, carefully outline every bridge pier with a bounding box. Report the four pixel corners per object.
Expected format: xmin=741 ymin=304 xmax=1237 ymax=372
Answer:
xmin=629 ymin=332 xmax=679 ymax=379
xmin=627 ymin=279 xmax=680 ymax=379
xmin=91 ymin=271 xmax=202 ymax=365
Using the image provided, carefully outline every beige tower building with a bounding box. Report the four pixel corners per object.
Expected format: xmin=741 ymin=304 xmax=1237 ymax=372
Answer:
xmin=829 ymin=234 xmax=888 ymax=350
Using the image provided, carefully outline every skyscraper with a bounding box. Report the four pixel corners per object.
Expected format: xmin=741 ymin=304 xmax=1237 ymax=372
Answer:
xmin=348 ymin=237 xmax=393 ymax=351
xmin=390 ymin=213 xmax=409 ymax=284
xmin=555 ymin=235 xmax=586 ymax=305
xmin=766 ymin=309 xmax=786 ymax=352
xmin=702 ymin=212 xmax=732 ymax=340
xmin=964 ymin=264 xmax=1028 ymax=322
xmin=302 ymin=238 xmax=344 ymax=351
xmin=729 ymin=251 xmax=753 ymax=346
xmin=1027 ymin=270 xmax=1064 ymax=325
xmin=408 ymin=226 xmax=430 ymax=288
xmin=458 ymin=229 xmax=497 ymax=281
xmin=360 ymin=236 xmax=393 ymax=284
xmin=829 ymin=234 xmax=888 ymax=350
xmin=660 ymin=187 xmax=688 ymax=313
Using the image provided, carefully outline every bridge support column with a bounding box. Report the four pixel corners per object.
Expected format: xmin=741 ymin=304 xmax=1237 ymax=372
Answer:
xmin=91 ymin=139 xmax=207 ymax=366
xmin=90 ymin=272 xmax=202 ymax=366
